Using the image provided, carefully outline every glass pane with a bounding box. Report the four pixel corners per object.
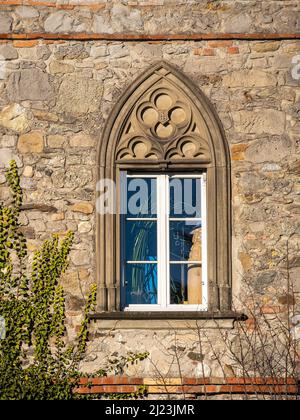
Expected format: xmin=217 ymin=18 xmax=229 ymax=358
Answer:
xmin=126 ymin=178 xmax=157 ymax=218
xmin=170 ymin=263 xmax=202 ymax=305
xmin=170 ymin=221 xmax=202 ymax=261
xmin=125 ymin=263 xmax=158 ymax=305
xmin=125 ymin=220 xmax=157 ymax=261
xmin=169 ymin=178 xmax=201 ymax=218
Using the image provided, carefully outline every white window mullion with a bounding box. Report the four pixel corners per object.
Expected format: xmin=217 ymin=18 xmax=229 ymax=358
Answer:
xmin=157 ymin=175 xmax=166 ymax=308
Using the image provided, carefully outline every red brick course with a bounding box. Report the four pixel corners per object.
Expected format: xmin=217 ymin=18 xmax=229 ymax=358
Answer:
xmin=0 ymin=33 xmax=299 ymax=42
xmin=75 ymin=376 xmax=299 ymax=396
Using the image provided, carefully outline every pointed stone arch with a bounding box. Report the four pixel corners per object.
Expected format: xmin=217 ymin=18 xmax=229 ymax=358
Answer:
xmin=96 ymin=62 xmax=231 ymax=314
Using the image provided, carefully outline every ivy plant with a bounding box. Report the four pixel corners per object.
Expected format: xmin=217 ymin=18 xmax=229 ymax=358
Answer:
xmin=0 ymin=161 xmax=98 ymax=400
xmin=0 ymin=161 xmax=149 ymax=400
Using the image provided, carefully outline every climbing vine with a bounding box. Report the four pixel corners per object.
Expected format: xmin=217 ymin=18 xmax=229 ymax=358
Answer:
xmin=0 ymin=161 xmax=149 ymax=400
xmin=0 ymin=161 xmax=98 ymax=400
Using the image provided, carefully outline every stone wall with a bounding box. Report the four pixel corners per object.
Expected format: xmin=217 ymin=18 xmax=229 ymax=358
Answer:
xmin=0 ymin=0 xmax=299 ymax=35
xmin=0 ymin=1 xmax=299 ymax=384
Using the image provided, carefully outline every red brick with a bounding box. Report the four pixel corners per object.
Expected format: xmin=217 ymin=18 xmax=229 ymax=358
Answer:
xmin=183 ymin=378 xmax=211 ymax=385
xmin=202 ymin=48 xmax=215 ymax=56
xmin=285 ymin=378 xmax=298 ymax=385
xmin=225 ymin=377 xmax=289 ymax=385
xmin=245 ymin=318 xmax=257 ymax=331
xmin=74 ymin=387 xmax=90 ymax=395
xmin=204 ymin=385 xmax=218 ymax=393
xmin=90 ymin=386 xmax=106 ymax=394
xmin=183 ymin=378 xmax=197 ymax=385
xmin=284 ymin=386 xmax=299 ymax=394
xmin=78 ymin=377 xmax=90 ymax=385
xmin=227 ymin=46 xmax=240 ymax=54
xmin=13 ymin=40 xmax=38 ymax=48
xmin=99 ymin=376 xmax=116 ymax=385
xmin=120 ymin=385 xmax=138 ymax=393
xmin=84 ymin=4 xmax=106 ymax=11
xmin=89 ymin=377 xmax=107 ymax=385
xmin=102 ymin=385 xmax=124 ymax=393
xmin=26 ymin=1 xmax=56 ymax=6
xmin=261 ymin=305 xmax=284 ymax=314
xmin=219 ymin=385 xmax=245 ymax=393
xmin=130 ymin=377 xmax=144 ymax=385
xmin=225 ymin=378 xmax=249 ymax=385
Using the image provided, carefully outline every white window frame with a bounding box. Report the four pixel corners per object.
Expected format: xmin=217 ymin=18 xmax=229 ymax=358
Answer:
xmin=122 ymin=173 xmax=208 ymax=312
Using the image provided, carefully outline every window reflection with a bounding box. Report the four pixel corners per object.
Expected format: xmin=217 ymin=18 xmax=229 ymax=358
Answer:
xmin=170 ymin=222 xmax=202 ymax=261
xmin=125 ymin=263 xmax=158 ymax=305
xmin=170 ymin=263 xmax=202 ymax=305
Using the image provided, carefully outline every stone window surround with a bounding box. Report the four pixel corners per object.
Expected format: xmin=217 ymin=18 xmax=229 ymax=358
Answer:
xmin=93 ymin=61 xmax=243 ymax=325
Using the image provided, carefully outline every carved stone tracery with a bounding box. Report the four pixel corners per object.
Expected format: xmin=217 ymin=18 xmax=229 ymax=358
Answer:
xmin=116 ymin=68 xmax=211 ymax=163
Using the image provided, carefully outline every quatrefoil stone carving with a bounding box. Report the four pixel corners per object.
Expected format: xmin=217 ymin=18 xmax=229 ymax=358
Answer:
xmin=137 ymin=89 xmax=190 ymax=141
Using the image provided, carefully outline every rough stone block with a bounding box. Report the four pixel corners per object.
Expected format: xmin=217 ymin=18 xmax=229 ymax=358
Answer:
xmin=71 ymin=202 xmax=94 ymax=215
xmin=70 ymin=133 xmax=95 ymax=148
xmin=252 ymin=42 xmax=281 ymax=53
xmin=111 ymin=4 xmax=143 ymax=32
xmin=0 ymin=149 xmax=22 ymax=168
xmin=47 ymin=135 xmax=66 ymax=149
xmin=223 ymin=70 xmax=277 ymax=88
xmin=15 ymin=6 xmax=40 ymax=19
xmin=0 ymin=14 xmax=12 ymax=33
xmin=44 ymin=11 xmax=75 ymax=33
xmin=18 ymin=131 xmax=44 ymax=154
xmin=23 ymin=166 xmax=34 ymax=178
xmin=49 ymin=61 xmax=74 ymax=74
xmin=0 ymin=104 xmax=30 ymax=133
xmin=70 ymin=250 xmax=91 ymax=266
xmin=0 ymin=45 xmax=18 ymax=60
xmin=246 ymin=136 xmax=292 ymax=163
xmin=232 ymin=109 xmax=286 ymax=135
xmin=7 ymin=69 xmax=54 ymax=102
xmin=57 ymin=75 xmax=103 ymax=115
xmin=223 ymin=13 xmax=252 ymax=33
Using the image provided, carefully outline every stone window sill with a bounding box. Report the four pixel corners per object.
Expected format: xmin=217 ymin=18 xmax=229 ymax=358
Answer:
xmin=90 ymin=311 xmax=247 ymax=330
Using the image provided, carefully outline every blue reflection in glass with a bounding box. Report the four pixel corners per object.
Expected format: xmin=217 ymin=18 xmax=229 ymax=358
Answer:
xmin=126 ymin=220 xmax=157 ymax=262
xmin=125 ymin=262 xmax=158 ymax=305
xmin=170 ymin=221 xmax=202 ymax=261
xmin=126 ymin=178 xmax=157 ymax=218
xmin=169 ymin=178 xmax=201 ymax=218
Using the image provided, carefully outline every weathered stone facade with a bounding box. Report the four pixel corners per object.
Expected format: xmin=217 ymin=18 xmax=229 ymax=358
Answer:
xmin=0 ymin=0 xmax=299 ymax=394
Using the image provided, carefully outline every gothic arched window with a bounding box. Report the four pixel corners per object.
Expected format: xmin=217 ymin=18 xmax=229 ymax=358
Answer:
xmin=96 ymin=62 xmax=231 ymax=317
